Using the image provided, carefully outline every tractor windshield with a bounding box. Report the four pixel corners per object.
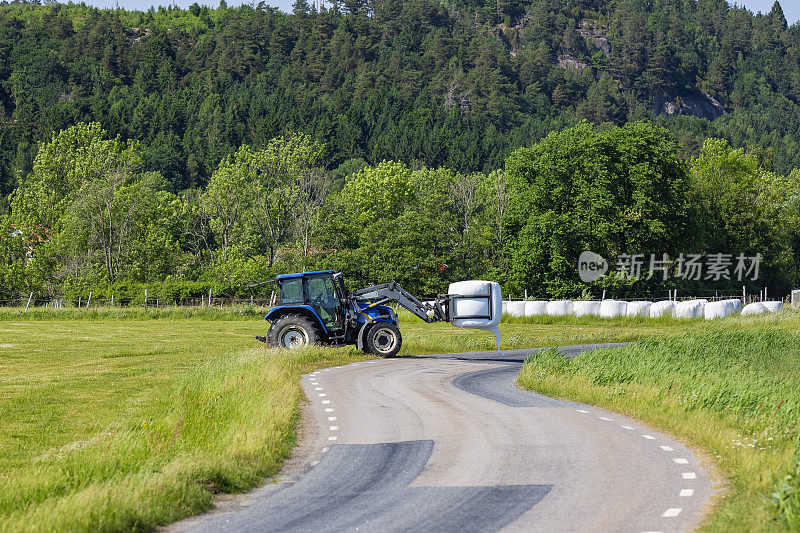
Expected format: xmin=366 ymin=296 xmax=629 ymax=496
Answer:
xmin=306 ymin=275 xmax=341 ymax=330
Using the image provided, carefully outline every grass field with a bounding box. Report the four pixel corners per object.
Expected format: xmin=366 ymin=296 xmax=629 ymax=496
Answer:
xmin=519 ymin=312 xmax=800 ymax=532
xmin=0 ymin=306 xmax=796 ymax=531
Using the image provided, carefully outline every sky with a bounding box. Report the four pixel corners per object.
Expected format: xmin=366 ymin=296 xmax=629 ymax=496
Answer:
xmin=81 ymin=0 xmax=800 ymax=26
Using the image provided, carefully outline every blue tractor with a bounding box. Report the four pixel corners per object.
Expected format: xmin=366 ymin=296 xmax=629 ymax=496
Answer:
xmin=254 ymin=270 xmax=451 ymax=357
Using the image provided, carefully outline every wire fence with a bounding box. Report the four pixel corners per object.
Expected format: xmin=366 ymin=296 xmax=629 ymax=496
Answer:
xmin=1 ymin=287 xmax=791 ymax=312
xmin=0 ymin=295 xmax=275 ymax=310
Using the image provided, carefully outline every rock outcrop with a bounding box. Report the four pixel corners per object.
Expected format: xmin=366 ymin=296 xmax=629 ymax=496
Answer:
xmin=650 ymin=92 xmax=726 ymax=121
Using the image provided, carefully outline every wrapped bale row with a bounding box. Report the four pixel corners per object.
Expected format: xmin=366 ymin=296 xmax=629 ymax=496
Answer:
xmin=502 ymin=298 xmax=781 ymax=319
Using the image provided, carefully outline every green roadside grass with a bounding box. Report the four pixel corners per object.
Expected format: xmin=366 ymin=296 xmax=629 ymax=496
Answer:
xmin=518 ymin=312 xmax=800 ymax=532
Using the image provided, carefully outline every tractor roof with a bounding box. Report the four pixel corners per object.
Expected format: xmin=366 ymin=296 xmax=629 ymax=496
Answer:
xmin=276 ymin=270 xmax=335 ymax=280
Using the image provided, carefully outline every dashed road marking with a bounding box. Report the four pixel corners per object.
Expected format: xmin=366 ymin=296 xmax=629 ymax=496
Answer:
xmin=662 ymin=508 xmax=682 ymax=518
xmin=622 ymin=425 xmax=634 ymax=430
xmin=329 ymin=426 xmax=338 ymax=431
xmin=599 ymin=417 xmax=612 ymax=421
xmin=680 ymin=489 xmax=694 ymax=497
xmin=673 ymin=458 xmax=689 ymax=464
xmin=641 ymin=435 xmax=656 ymax=440
xmin=576 ymin=409 xmax=589 ymax=413
xmin=659 ymin=445 xmax=673 ymax=451
xmin=682 ymin=472 xmax=696 ymax=479
xmin=311 ymin=460 xmax=319 ymax=466
xmin=328 ymin=417 xmax=337 ymax=421
xmin=325 ymin=408 xmax=334 ymax=413
xmin=319 ymin=393 xmax=327 ymax=397
xmin=327 ymin=436 xmax=338 ymax=441
xmin=314 ymin=387 xmax=323 ymax=391
xmin=322 ymin=400 xmax=331 ymax=404
xmin=322 ymin=447 xmax=329 ymax=453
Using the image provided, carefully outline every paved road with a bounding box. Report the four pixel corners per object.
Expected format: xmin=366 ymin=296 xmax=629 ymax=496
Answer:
xmin=175 ymin=344 xmax=714 ymax=532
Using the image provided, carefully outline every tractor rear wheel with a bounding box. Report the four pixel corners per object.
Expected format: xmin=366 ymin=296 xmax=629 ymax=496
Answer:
xmin=365 ymin=323 xmax=402 ymax=357
xmin=268 ymin=314 xmax=319 ymax=349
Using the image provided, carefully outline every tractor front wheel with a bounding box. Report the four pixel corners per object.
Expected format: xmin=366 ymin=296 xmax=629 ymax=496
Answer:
xmin=365 ymin=323 xmax=402 ymax=357
xmin=268 ymin=314 xmax=319 ymax=349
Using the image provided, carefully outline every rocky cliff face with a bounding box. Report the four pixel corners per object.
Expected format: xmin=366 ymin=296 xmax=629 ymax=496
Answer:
xmin=650 ymin=93 xmax=726 ymax=121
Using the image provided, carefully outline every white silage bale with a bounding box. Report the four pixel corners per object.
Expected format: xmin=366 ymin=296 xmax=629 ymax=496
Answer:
xmin=448 ymin=280 xmax=502 ymax=328
xmin=546 ymin=300 xmax=574 ymax=316
xmin=649 ymin=300 xmax=675 ymax=318
xmin=525 ymin=301 xmax=549 ymax=317
xmin=626 ymin=301 xmax=653 ymax=317
xmin=741 ymin=302 xmax=767 ymax=316
xmin=599 ymin=299 xmax=627 ymax=318
xmin=448 ymin=280 xmax=503 ymax=350
xmin=762 ymin=301 xmax=783 ymax=313
xmin=704 ymin=300 xmax=736 ymax=320
xmin=721 ymin=299 xmax=743 ymax=313
xmin=675 ymin=299 xmax=705 ymax=319
xmin=507 ymin=301 xmax=526 ymax=317
xmin=573 ymin=301 xmax=601 ymax=317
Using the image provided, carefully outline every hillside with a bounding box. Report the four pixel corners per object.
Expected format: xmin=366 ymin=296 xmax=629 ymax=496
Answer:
xmin=0 ymin=0 xmax=799 ymax=198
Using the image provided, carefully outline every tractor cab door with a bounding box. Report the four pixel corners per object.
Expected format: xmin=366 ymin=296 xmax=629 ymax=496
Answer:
xmin=305 ymin=274 xmax=343 ymax=331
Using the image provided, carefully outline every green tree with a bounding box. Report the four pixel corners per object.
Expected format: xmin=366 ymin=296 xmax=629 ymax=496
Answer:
xmin=505 ymin=122 xmax=691 ymax=296
xmin=689 ymin=138 xmax=798 ymax=292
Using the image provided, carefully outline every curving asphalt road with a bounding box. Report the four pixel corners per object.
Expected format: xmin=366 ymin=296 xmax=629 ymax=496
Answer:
xmin=172 ymin=344 xmax=715 ymax=533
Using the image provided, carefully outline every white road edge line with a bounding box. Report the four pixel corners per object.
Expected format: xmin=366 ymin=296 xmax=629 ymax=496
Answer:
xmin=662 ymin=508 xmax=682 ymax=518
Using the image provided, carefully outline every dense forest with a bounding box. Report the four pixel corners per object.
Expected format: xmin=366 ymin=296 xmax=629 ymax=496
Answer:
xmin=1 ymin=0 xmax=800 ymax=300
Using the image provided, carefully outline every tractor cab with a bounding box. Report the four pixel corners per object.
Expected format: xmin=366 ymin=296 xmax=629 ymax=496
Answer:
xmin=273 ymin=270 xmax=345 ymax=333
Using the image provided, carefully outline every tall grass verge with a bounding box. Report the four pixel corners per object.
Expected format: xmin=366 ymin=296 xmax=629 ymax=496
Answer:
xmin=518 ymin=324 xmax=800 ymax=531
xmin=0 ymin=346 xmax=368 ymax=531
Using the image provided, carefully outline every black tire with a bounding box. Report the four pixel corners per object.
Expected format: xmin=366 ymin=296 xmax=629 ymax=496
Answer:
xmin=268 ymin=314 xmax=319 ymax=349
xmin=365 ymin=322 xmax=402 ymax=357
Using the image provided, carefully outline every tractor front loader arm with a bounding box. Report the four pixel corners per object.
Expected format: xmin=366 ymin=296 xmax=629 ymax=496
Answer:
xmin=351 ymin=282 xmax=449 ymax=323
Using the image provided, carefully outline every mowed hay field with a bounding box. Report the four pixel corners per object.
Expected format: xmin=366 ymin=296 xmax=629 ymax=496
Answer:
xmin=0 ymin=307 xmax=796 ymax=531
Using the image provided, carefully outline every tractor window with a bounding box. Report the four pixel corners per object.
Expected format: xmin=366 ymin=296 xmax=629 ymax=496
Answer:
xmin=279 ymin=278 xmax=303 ymax=304
xmin=306 ymin=276 xmax=338 ymax=307
xmin=306 ymin=275 xmax=341 ymax=330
